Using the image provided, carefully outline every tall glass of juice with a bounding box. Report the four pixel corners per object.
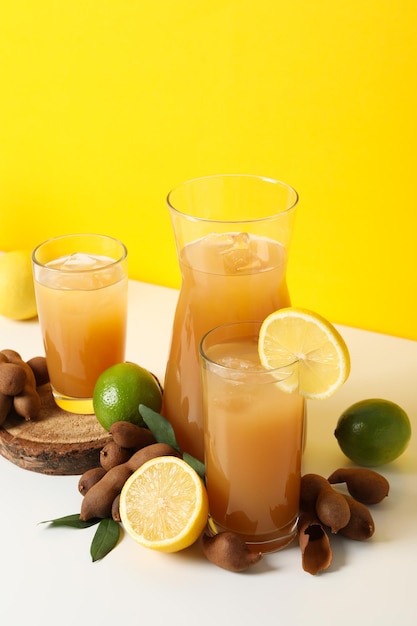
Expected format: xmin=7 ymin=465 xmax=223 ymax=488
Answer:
xmin=32 ymin=234 xmax=128 ymax=414
xmin=163 ymin=174 xmax=299 ymax=461
xmin=200 ymin=321 xmax=305 ymax=553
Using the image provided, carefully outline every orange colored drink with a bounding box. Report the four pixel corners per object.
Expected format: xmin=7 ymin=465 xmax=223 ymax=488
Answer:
xmin=200 ymin=322 xmax=304 ymax=553
xmin=163 ymin=233 xmax=290 ymax=461
xmin=32 ymin=235 xmax=128 ymax=414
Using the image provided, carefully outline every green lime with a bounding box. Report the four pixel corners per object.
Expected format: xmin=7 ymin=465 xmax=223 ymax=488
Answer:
xmin=93 ymin=362 xmax=163 ymax=431
xmin=334 ymin=398 xmax=412 ymax=466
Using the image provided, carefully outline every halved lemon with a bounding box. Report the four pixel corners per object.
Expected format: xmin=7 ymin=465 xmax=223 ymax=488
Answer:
xmin=119 ymin=456 xmax=209 ymax=553
xmin=258 ymin=307 xmax=350 ymax=399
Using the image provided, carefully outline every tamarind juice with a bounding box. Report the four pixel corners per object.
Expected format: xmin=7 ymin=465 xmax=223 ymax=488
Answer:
xmin=200 ymin=321 xmax=304 ymax=553
xmin=163 ymin=234 xmax=291 ymax=461
xmin=32 ymin=234 xmax=128 ymax=414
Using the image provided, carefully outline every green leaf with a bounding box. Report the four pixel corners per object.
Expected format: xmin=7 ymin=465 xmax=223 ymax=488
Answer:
xmin=183 ymin=452 xmax=205 ymax=479
xmin=90 ymin=518 xmax=121 ymax=562
xmin=39 ymin=513 xmax=101 ymax=529
xmin=139 ymin=404 xmax=180 ymax=452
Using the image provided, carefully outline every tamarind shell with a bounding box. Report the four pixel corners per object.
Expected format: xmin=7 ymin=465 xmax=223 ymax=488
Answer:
xmin=298 ymin=511 xmax=333 ymax=575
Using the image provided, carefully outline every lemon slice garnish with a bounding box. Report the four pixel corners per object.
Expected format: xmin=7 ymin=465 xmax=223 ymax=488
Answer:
xmin=258 ymin=307 xmax=350 ymax=399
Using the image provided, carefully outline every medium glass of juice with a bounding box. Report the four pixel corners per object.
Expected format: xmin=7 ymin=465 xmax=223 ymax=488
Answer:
xmin=200 ymin=321 xmax=305 ymax=553
xmin=164 ymin=174 xmax=299 ymax=461
xmin=32 ymin=234 xmax=128 ymax=414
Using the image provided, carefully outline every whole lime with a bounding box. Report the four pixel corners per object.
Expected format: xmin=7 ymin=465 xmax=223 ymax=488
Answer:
xmin=0 ymin=250 xmax=38 ymax=320
xmin=334 ymin=398 xmax=412 ymax=466
xmin=93 ymin=362 xmax=163 ymax=431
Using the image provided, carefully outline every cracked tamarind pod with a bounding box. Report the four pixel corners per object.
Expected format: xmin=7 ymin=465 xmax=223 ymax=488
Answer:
xmin=298 ymin=511 xmax=332 ymax=575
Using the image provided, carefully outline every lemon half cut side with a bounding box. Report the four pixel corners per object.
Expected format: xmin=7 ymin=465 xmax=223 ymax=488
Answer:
xmin=119 ymin=456 xmax=209 ymax=553
xmin=258 ymin=307 xmax=351 ymax=399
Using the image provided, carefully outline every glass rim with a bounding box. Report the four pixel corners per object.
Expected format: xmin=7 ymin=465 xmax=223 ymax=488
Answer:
xmin=32 ymin=233 xmax=128 ymax=272
xmin=199 ymin=320 xmax=298 ymax=377
xmin=166 ymin=174 xmax=299 ymax=224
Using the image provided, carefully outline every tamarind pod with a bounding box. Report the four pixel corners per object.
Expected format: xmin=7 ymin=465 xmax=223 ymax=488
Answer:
xmin=111 ymin=494 xmax=121 ymax=522
xmin=1 ymin=352 xmax=37 ymax=389
xmin=298 ymin=511 xmax=332 ymax=575
xmin=338 ymin=494 xmax=375 ymax=540
xmin=100 ymin=441 xmax=132 ymax=471
xmin=126 ymin=443 xmax=181 ymax=472
xmin=300 ymin=473 xmax=330 ymax=512
xmin=13 ymin=385 xmax=41 ymax=420
xmin=26 ymin=356 xmax=49 ymax=386
xmin=327 ymin=467 xmax=389 ymax=505
xmin=7 ymin=358 xmax=41 ymax=420
xmin=80 ymin=464 xmax=133 ymax=520
xmin=0 ymin=394 xmax=12 ymax=425
xmin=13 ymin=380 xmax=41 ymax=418
xmin=315 ymin=485 xmax=351 ymax=533
xmin=0 ymin=363 xmax=27 ymax=395
xmin=78 ymin=467 xmax=107 ymax=495
xmin=0 ymin=349 xmax=23 ymax=363
xmin=109 ymin=421 xmax=156 ymax=450
xmin=201 ymin=532 xmax=262 ymax=572
xmin=0 ymin=352 xmax=9 ymax=364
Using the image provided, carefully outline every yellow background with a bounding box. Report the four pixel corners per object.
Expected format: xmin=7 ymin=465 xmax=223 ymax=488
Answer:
xmin=1 ymin=1 xmax=416 ymax=340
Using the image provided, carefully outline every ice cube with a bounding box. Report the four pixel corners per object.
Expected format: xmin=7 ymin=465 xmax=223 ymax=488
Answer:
xmin=62 ymin=253 xmax=101 ymax=268
xmin=205 ymin=233 xmax=236 ymax=250
xmin=231 ymin=232 xmax=251 ymax=249
xmin=220 ymin=233 xmax=262 ymax=273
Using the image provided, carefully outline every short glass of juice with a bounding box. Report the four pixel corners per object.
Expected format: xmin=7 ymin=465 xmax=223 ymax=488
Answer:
xmin=200 ymin=320 xmax=305 ymax=553
xmin=32 ymin=234 xmax=128 ymax=414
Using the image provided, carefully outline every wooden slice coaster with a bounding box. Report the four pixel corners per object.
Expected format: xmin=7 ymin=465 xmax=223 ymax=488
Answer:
xmin=0 ymin=383 xmax=111 ymax=475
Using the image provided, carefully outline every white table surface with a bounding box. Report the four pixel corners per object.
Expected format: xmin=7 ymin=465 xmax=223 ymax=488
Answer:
xmin=0 ymin=280 xmax=416 ymax=626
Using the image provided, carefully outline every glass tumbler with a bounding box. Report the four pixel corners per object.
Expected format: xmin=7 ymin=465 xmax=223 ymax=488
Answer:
xmin=200 ymin=321 xmax=305 ymax=553
xmin=32 ymin=233 xmax=128 ymax=414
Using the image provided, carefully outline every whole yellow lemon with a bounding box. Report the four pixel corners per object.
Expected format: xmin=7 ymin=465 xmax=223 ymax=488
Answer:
xmin=0 ymin=250 xmax=38 ymax=320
